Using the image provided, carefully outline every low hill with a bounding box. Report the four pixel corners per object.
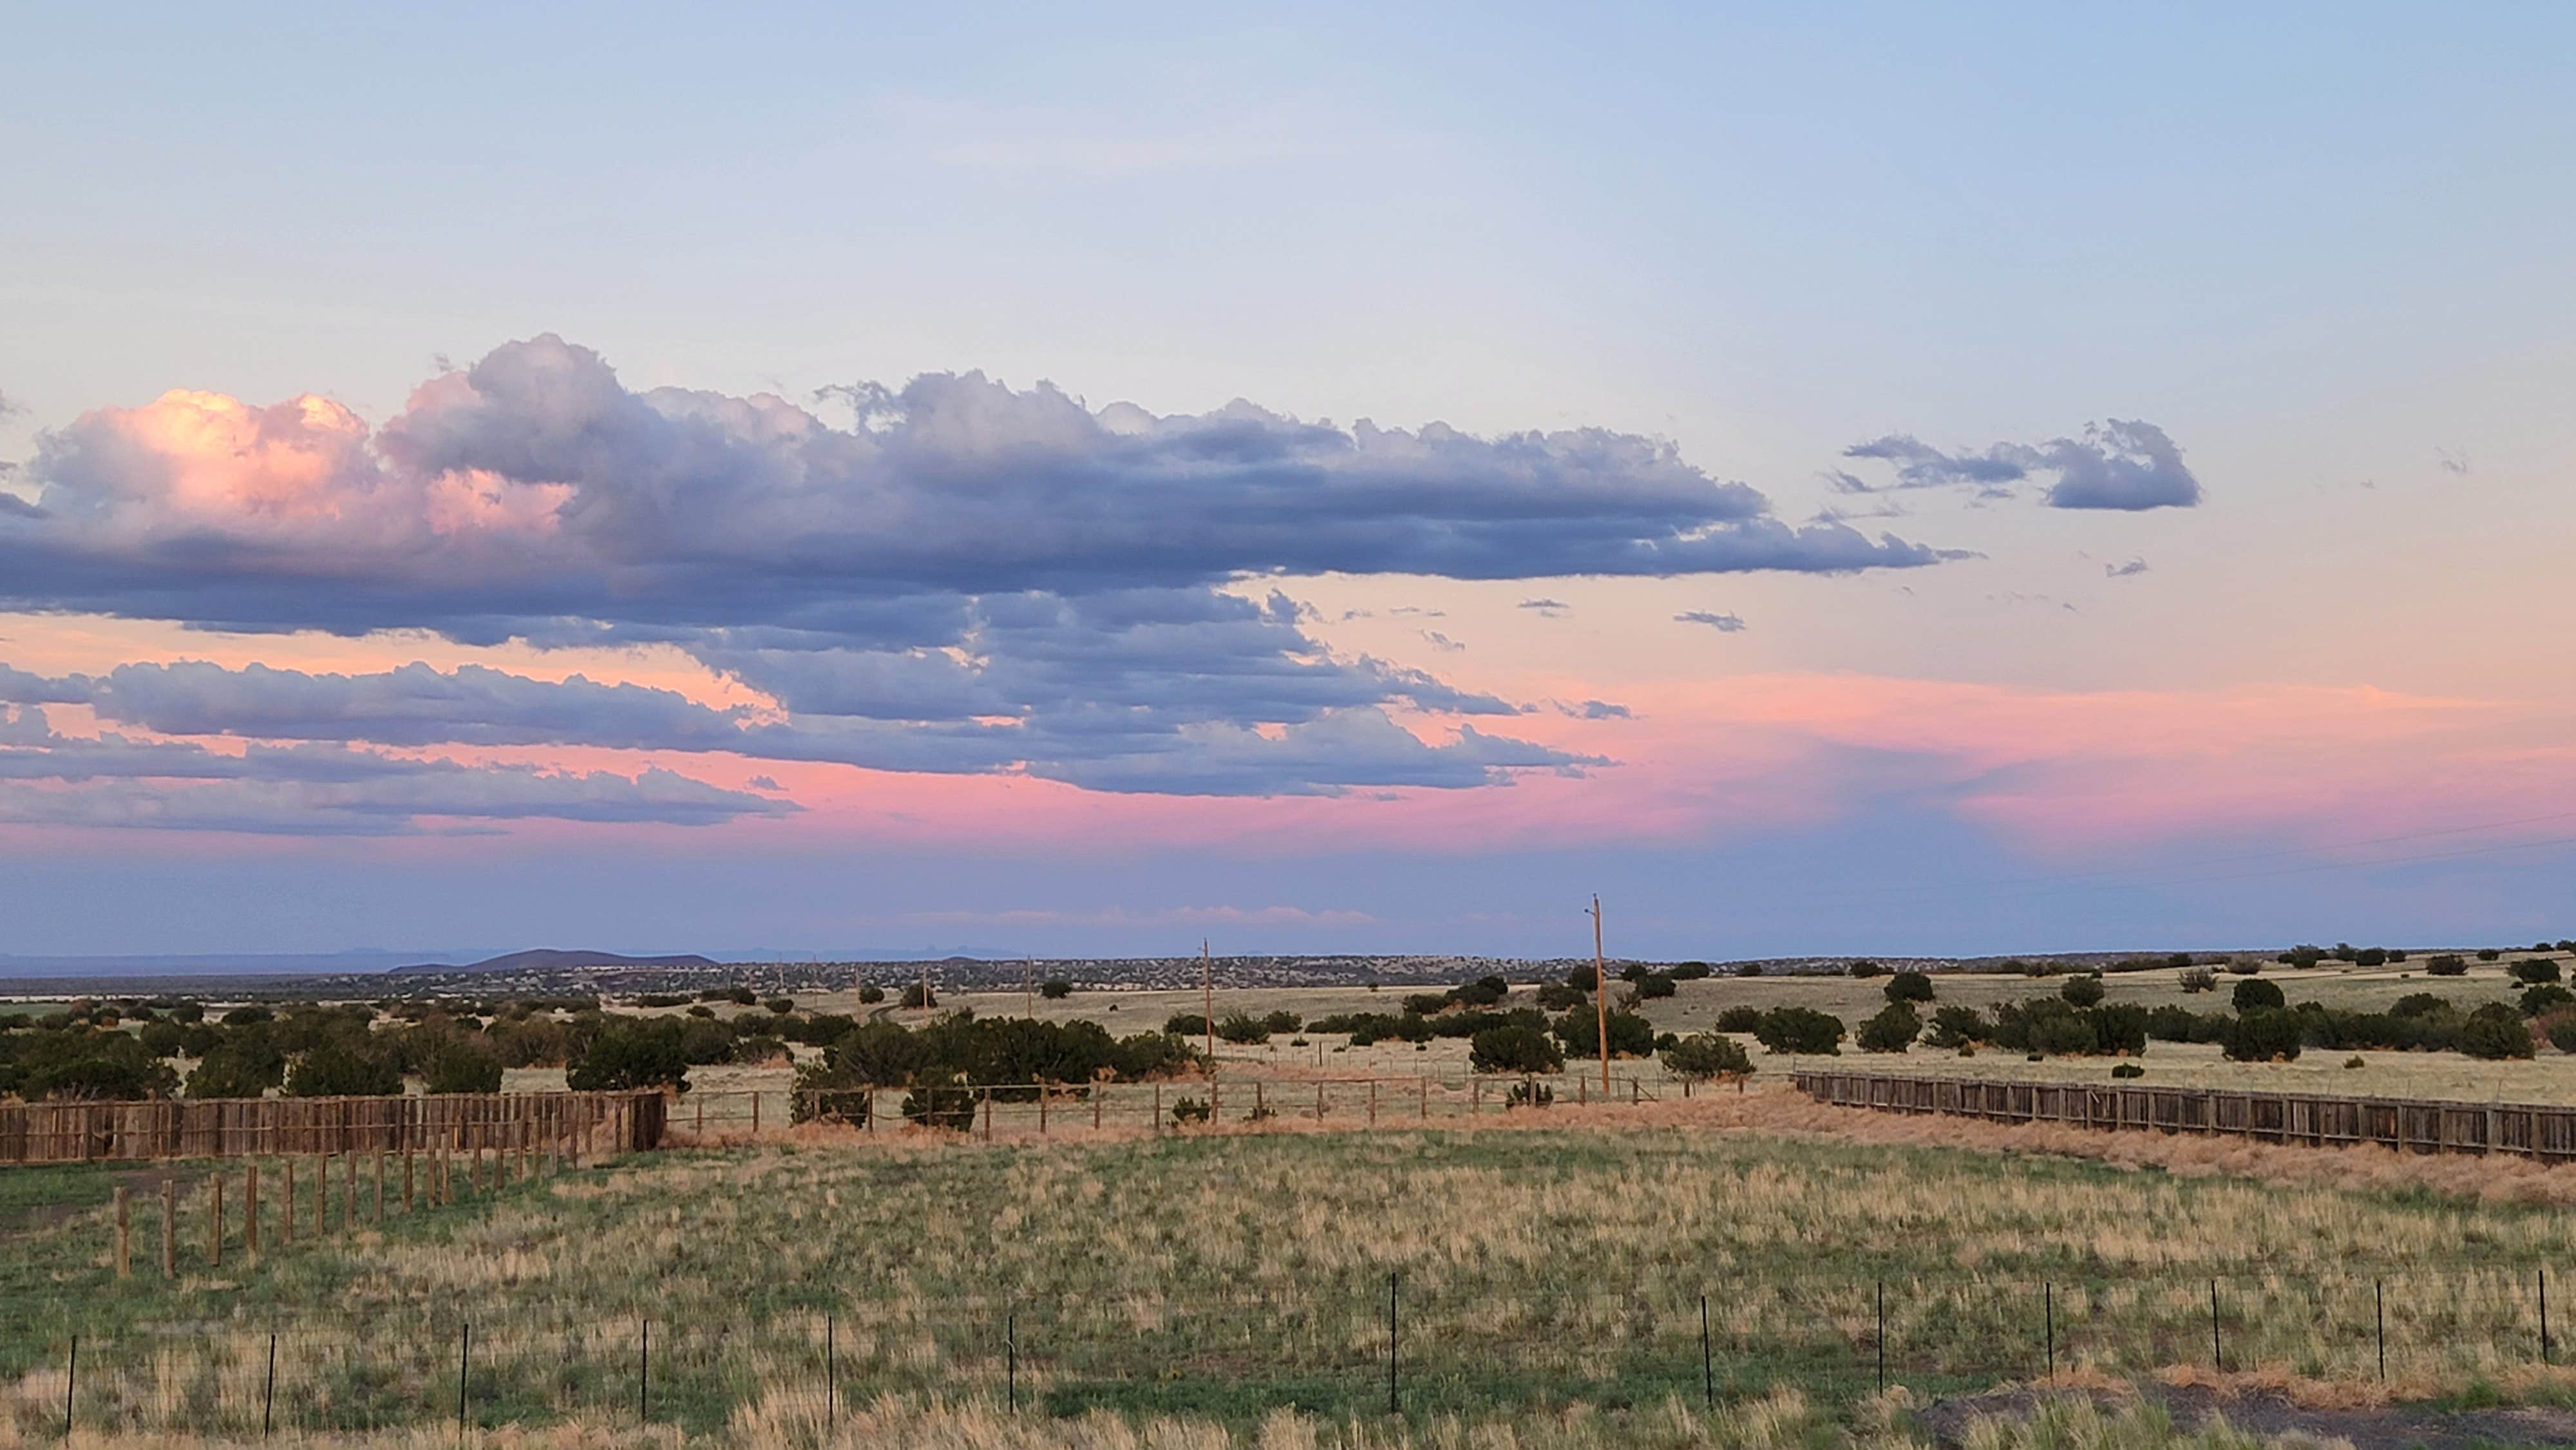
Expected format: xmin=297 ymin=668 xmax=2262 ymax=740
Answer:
xmin=388 ymin=948 xmax=721 ymax=975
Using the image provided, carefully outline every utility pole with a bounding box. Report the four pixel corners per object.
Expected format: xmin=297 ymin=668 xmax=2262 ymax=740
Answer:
xmin=1588 ymin=895 xmax=1610 ymax=1093
xmin=1023 ymin=958 xmax=1034 ymax=1018
xmin=1202 ymin=939 xmax=1215 ymax=1062
xmin=918 ymin=957 xmax=932 ymax=1016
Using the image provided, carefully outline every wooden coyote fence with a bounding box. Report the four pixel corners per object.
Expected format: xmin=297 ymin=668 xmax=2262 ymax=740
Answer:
xmin=0 ymin=1089 xmax=667 ymax=1167
xmin=1792 ymin=1071 xmax=2576 ymax=1161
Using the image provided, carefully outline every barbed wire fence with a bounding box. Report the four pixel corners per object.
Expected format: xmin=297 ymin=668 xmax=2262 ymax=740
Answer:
xmin=7 ymin=1267 xmax=2575 ymax=1437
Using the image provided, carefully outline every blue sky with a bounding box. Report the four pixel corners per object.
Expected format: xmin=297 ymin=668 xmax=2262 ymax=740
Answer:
xmin=1 ymin=5 xmax=2571 ymax=959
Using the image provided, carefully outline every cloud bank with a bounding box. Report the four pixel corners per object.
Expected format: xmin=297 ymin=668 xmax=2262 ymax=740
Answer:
xmin=0 ymin=337 xmax=1952 ymax=820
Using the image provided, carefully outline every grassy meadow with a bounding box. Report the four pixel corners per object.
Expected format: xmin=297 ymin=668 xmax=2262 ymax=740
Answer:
xmin=12 ymin=1106 xmax=2576 ymax=1440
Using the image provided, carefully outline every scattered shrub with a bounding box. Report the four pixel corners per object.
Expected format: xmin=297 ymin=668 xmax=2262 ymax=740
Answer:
xmin=1040 ymin=980 xmax=1074 ymax=999
xmin=2231 ymin=978 xmax=2286 ymax=1012
xmin=2222 ymin=1008 xmax=2304 ymax=1062
xmin=1169 ymin=1095 xmax=1212 ymax=1126
xmin=1883 ymin=970 xmax=1935 ymax=1004
xmin=857 ymin=984 xmax=886 ymax=1005
xmin=1552 ymin=1009 xmax=1657 ymax=1059
xmin=1669 ymin=962 xmax=1714 ymax=981
xmin=2458 ymin=1005 xmax=2535 ymax=1060
xmin=1633 ymin=972 xmax=1678 ymax=1001
xmin=1506 ymin=1080 xmax=1553 ymax=1109
xmin=1714 ymin=1006 xmax=1763 ymax=1033
xmin=2060 ymin=975 xmax=2105 ymax=1008
xmin=287 ymin=1037 xmax=402 ymax=1097
xmin=421 ymin=1036 xmax=504 ymax=1095
xmin=899 ymin=981 xmax=938 ymax=1010
xmin=2521 ymin=984 xmax=2575 ymax=1017
xmin=902 ymin=1072 xmax=978 ymax=1131
xmin=1856 ymin=1003 xmax=1921 ymax=1053
xmin=1215 ymin=1012 xmax=1271 ymax=1045
xmin=2177 ymin=967 xmax=2217 ymax=994
xmin=2478 ymin=948 xmax=2504 ymax=962
xmin=2512 ymin=959 xmax=2563 ymax=984
xmin=1922 ymin=1004 xmax=1989 ymax=1050
xmin=1468 ymin=1024 xmax=1563 ymax=1075
xmin=2425 ymin=955 xmax=2468 ymax=977
xmin=1660 ymin=1032 xmax=1752 ymax=1081
xmin=1164 ymin=1013 xmax=1210 ymax=1038
xmin=1750 ymin=1006 xmax=1844 ymax=1056
xmin=1846 ymin=960 xmax=1885 ymax=979
xmin=2390 ymin=993 xmax=2454 ymax=1019
xmin=2111 ymin=1062 xmax=2145 ymax=1079
xmin=567 ymin=1017 xmax=694 ymax=1092
xmin=2548 ymin=1015 xmax=2576 ymax=1055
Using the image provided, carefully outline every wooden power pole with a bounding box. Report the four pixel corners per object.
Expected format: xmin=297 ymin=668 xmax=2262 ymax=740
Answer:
xmin=1589 ymin=895 xmax=1610 ymax=1093
xmin=1201 ymin=939 xmax=1215 ymax=1062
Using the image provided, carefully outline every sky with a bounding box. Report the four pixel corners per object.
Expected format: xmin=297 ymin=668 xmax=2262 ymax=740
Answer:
xmin=2 ymin=5 xmax=2572 ymax=961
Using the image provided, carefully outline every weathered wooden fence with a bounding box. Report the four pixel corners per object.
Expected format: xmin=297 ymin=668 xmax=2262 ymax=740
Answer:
xmin=1792 ymin=1071 xmax=2576 ymax=1160
xmin=0 ymin=1089 xmax=667 ymax=1166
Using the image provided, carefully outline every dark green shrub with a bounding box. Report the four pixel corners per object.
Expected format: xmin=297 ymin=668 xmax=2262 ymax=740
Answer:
xmin=138 ymin=1021 xmax=187 ymax=1059
xmin=2548 ymin=1015 xmax=2576 ymax=1055
xmin=567 ymin=1018 xmax=692 ymax=1092
xmin=1170 ymin=1095 xmax=1211 ymax=1126
xmin=1661 ymin=1033 xmax=1752 ymax=1081
xmin=2425 ymin=955 xmax=2468 ymax=976
xmin=2389 ymin=993 xmax=2454 ymax=1019
xmin=2353 ymin=948 xmax=2388 ymax=968
xmin=2111 ymin=1062 xmax=2145 ymax=1079
xmin=2177 ymin=967 xmax=2216 ymax=994
xmin=1634 ymin=972 xmax=1678 ymax=1001
xmin=1506 ymin=1080 xmax=1553 ymax=1109
xmin=422 ymin=1037 xmax=504 ymax=1095
xmin=1536 ymin=982 xmax=1588 ymax=1012
xmin=220 ymin=1006 xmax=272 ymax=1027
xmin=1669 ymin=962 xmax=1713 ymax=981
xmin=1215 ymin=1012 xmax=1271 ymax=1045
xmin=2521 ymin=984 xmax=2574 ymax=1017
xmin=1750 ymin=1006 xmax=1844 ymax=1055
xmin=2222 ymin=1008 xmax=2304 ymax=1062
xmin=2512 ymin=959 xmax=2562 ymax=985
xmin=1040 ymin=980 xmax=1074 ymax=999
xmin=1262 ymin=1010 xmax=1303 ymax=1034
xmin=186 ymin=1039 xmax=285 ymax=1098
xmin=1401 ymin=993 xmax=1452 ymax=1016
xmin=1468 ymin=1025 xmax=1563 ymax=1075
xmin=1884 ymin=971 xmax=1935 ymax=1004
xmin=2231 ymin=979 xmax=2286 ymax=1012
xmin=287 ymin=1037 xmax=402 ymax=1097
xmin=764 ymin=997 xmax=795 ymax=1015
xmin=2477 ymin=948 xmax=2503 ymax=962
xmin=857 ymin=984 xmax=886 ymax=1004
xmin=1553 ymin=1008 xmax=1657 ymax=1059
xmin=902 ymin=1072 xmax=978 ymax=1131
xmin=899 ymin=981 xmax=937 ymax=1010
xmin=2458 ymin=1005 xmax=2535 ymax=1060
xmin=1714 ymin=1006 xmax=1763 ymax=1033
xmin=2061 ymin=975 xmax=2105 ymax=1007
xmin=1736 ymin=963 xmax=1765 ymax=977
xmin=1923 ymin=1004 xmax=1989 ymax=1049
xmin=1856 ymin=1003 xmax=1921 ymax=1053
xmin=1164 ymin=1013 xmax=1210 ymax=1038
xmin=1846 ymin=960 xmax=1885 ymax=979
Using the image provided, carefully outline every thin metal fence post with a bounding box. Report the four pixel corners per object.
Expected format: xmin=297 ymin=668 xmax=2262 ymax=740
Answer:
xmin=263 ymin=1332 xmax=278 ymax=1436
xmin=1876 ymin=1279 xmax=1886 ymax=1393
xmin=1387 ymin=1272 xmax=1400 ymax=1415
xmin=826 ymin=1313 xmax=836 ymax=1430
xmin=2376 ymin=1278 xmax=2386 ymax=1382
xmin=456 ymin=1322 xmax=470 ymax=1444
xmin=64 ymin=1333 xmax=77 ymax=1437
xmin=1008 ymin=1310 xmax=1018 ymax=1411
xmin=1700 ymin=1292 xmax=1714 ymax=1409
xmin=639 ymin=1319 xmax=650 ymax=1421
xmin=2209 ymin=1279 xmax=2222 ymax=1373
xmin=2044 ymin=1282 xmax=2054 ymax=1381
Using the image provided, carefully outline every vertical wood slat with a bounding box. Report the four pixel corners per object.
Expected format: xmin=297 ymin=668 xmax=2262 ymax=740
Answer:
xmin=1791 ymin=1070 xmax=2562 ymax=1162
xmin=0 ymin=1089 xmax=662 ymax=1167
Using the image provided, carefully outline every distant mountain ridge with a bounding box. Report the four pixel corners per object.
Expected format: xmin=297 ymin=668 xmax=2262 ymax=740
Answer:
xmin=389 ymin=948 xmax=721 ymax=975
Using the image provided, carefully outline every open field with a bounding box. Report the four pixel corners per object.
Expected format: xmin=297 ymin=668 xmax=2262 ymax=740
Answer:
xmin=15 ymin=1093 xmax=2576 ymax=1441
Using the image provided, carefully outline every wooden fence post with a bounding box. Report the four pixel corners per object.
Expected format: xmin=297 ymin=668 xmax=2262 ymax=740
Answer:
xmin=373 ymin=1152 xmax=385 ymax=1222
xmin=281 ymin=1159 xmax=295 ymax=1246
xmin=313 ymin=1156 xmax=326 ymax=1237
xmin=344 ymin=1151 xmax=357 ymax=1230
xmin=113 ymin=1187 xmax=129 ymax=1278
xmin=403 ymin=1150 xmax=415 ymax=1213
xmin=245 ymin=1165 xmax=260 ymax=1257
xmin=207 ymin=1175 xmax=222 ymax=1268
xmin=160 ymin=1179 xmax=175 ymax=1278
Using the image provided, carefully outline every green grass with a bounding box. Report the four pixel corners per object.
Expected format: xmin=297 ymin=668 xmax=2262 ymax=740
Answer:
xmin=6 ymin=1125 xmax=2576 ymax=1436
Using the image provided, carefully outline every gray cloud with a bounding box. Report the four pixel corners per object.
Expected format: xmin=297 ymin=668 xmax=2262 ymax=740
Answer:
xmin=1674 ymin=611 xmax=1746 ymax=631
xmin=0 ymin=336 xmax=1962 ymax=806
xmin=2105 ymin=556 xmax=2149 ymax=578
xmin=1517 ymin=598 xmax=1569 ymax=618
xmin=1841 ymin=420 xmax=2201 ymax=511
xmin=1556 ymin=699 xmax=1633 ymax=720
xmin=0 ymin=704 xmax=789 ymax=834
